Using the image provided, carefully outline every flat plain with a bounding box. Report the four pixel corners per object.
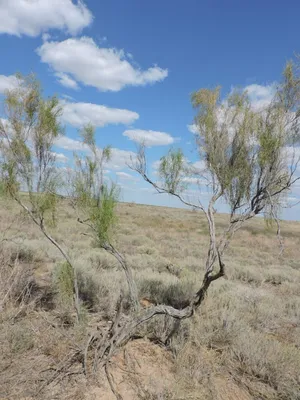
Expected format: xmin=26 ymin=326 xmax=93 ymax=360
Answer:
xmin=1 ymin=198 xmax=300 ymax=399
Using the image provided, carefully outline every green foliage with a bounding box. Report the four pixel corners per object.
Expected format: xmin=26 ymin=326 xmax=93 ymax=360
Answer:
xmin=192 ymin=87 xmax=256 ymax=209
xmin=0 ymin=73 xmax=63 ymax=227
xmin=277 ymin=60 xmax=300 ymax=112
xmin=72 ymin=125 xmax=119 ymax=247
xmin=53 ymin=262 xmax=74 ymax=304
xmin=80 ymin=123 xmax=96 ymax=148
xmin=1 ymin=161 xmax=20 ymax=197
xmin=0 ymin=180 xmax=5 ymax=197
xmin=191 ymin=61 xmax=300 ymax=217
xmin=90 ymin=184 xmax=119 ymax=246
xmin=159 ymin=149 xmax=187 ymax=193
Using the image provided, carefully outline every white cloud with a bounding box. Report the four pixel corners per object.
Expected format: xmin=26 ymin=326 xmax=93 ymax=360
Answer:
xmin=0 ymin=74 xmax=19 ymax=93
xmin=116 ymin=171 xmax=139 ymax=181
xmin=192 ymin=160 xmax=206 ymax=172
xmin=37 ymin=37 xmax=168 ymax=92
xmin=152 ymin=160 xmax=161 ymax=171
xmin=54 ymin=136 xmax=87 ymax=151
xmin=61 ymin=94 xmax=75 ymax=101
xmin=285 ymin=146 xmax=300 ymax=166
xmin=106 ymin=148 xmax=136 ymax=171
xmin=56 ymin=73 xmax=79 ymax=90
xmin=61 ymin=100 xmax=139 ymax=127
xmin=123 ymin=129 xmax=175 ymax=147
xmin=187 ymin=124 xmax=199 ymax=134
xmin=287 ymin=196 xmax=299 ymax=202
xmin=245 ymin=83 xmax=276 ymax=110
xmin=50 ymin=134 xmax=137 ymax=172
xmin=52 ymin=152 xmax=68 ymax=163
xmin=42 ymin=32 xmax=51 ymax=42
xmin=182 ymin=177 xmax=201 ymax=184
xmin=0 ymin=0 xmax=93 ymax=37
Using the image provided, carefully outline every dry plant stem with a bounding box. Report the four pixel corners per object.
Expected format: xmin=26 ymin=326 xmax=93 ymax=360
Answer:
xmin=13 ymin=195 xmax=81 ymax=322
xmin=105 ymin=363 xmax=123 ymax=400
xmin=130 ymin=155 xmax=224 ymax=275
xmin=104 ymin=243 xmax=139 ymax=311
xmin=37 ymin=350 xmax=82 ymax=395
xmin=92 ymin=251 xmax=225 ymax=369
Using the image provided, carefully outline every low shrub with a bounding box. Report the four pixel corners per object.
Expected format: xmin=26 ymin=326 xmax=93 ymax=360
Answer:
xmin=0 ymin=255 xmax=37 ymax=307
xmin=138 ymin=278 xmax=191 ymax=309
xmin=53 ymin=261 xmax=74 ymax=305
xmin=8 ymin=323 xmax=34 ymax=354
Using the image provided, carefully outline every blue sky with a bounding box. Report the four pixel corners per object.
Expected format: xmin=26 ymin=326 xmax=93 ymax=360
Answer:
xmin=0 ymin=0 xmax=299 ymax=219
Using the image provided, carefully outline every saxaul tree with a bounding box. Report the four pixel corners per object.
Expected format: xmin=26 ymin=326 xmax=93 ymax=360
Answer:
xmin=70 ymin=124 xmax=139 ymax=311
xmin=82 ymin=60 xmax=300 ymax=381
xmin=132 ymin=62 xmax=300 ymax=284
xmin=0 ymin=75 xmax=82 ymax=321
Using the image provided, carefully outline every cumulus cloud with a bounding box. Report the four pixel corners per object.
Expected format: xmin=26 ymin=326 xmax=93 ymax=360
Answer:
xmin=37 ymin=37 xmax=168 ymax=91
xmin=0 ymin=74 xmax=19 ymax=93
xmin=54 ymin=135 xmax=136 ymax=171
xmin=187 ymin=124 xmax=199 ymax=134
xmin=287 ymin=196 xmax=299 ymax=203
xmin=192 ymin=160 xmax=206 ymax=172
xmin=123 ymin=129 xmax=175 ymax=147
xmin=61 ymin=94 xmax=75 ymax=101
xmin=0 ymin=0 xmax=93 ymax=37
xmin=61 ymin=100 xmax=139 ymax=127
xmin=56 ymin=73 xmax=79 ymax=90
xmin=107 ymin=148 xmax=136 ymax=171
xmin=42 ymin=33 xmax=51 ymax=42
xmin=116 ymin=171 xmax=139 ymax=181
xmin=54 ymin=136 xmax=87 ymax=151
xmin=52 ymin=152 xmax=68 ymax=163
xmin=244 ymin=83 xmax=276 ymax=110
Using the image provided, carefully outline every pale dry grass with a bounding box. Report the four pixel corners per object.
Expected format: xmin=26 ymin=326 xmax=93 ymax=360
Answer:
xmin=0 ymin=197 xmax=300 ymax=399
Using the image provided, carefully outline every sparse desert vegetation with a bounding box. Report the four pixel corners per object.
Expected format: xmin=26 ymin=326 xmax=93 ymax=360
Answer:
xmin=0 ymin=198 xmax=300 ymax=399
xmin=1 ymin=50 xmax=300 ymax=400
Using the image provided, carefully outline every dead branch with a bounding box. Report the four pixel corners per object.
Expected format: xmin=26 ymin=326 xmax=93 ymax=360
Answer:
xmin=105 ymin=363 xmax=123 ymax=400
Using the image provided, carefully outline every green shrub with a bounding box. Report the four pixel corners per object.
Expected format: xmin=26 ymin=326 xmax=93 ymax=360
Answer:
xmin=53 ymin=261 xmax=74 ymax=305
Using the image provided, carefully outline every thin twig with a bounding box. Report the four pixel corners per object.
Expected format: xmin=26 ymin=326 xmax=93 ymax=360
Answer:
xmin=105 ymin=363 xmax=123 ymax=400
